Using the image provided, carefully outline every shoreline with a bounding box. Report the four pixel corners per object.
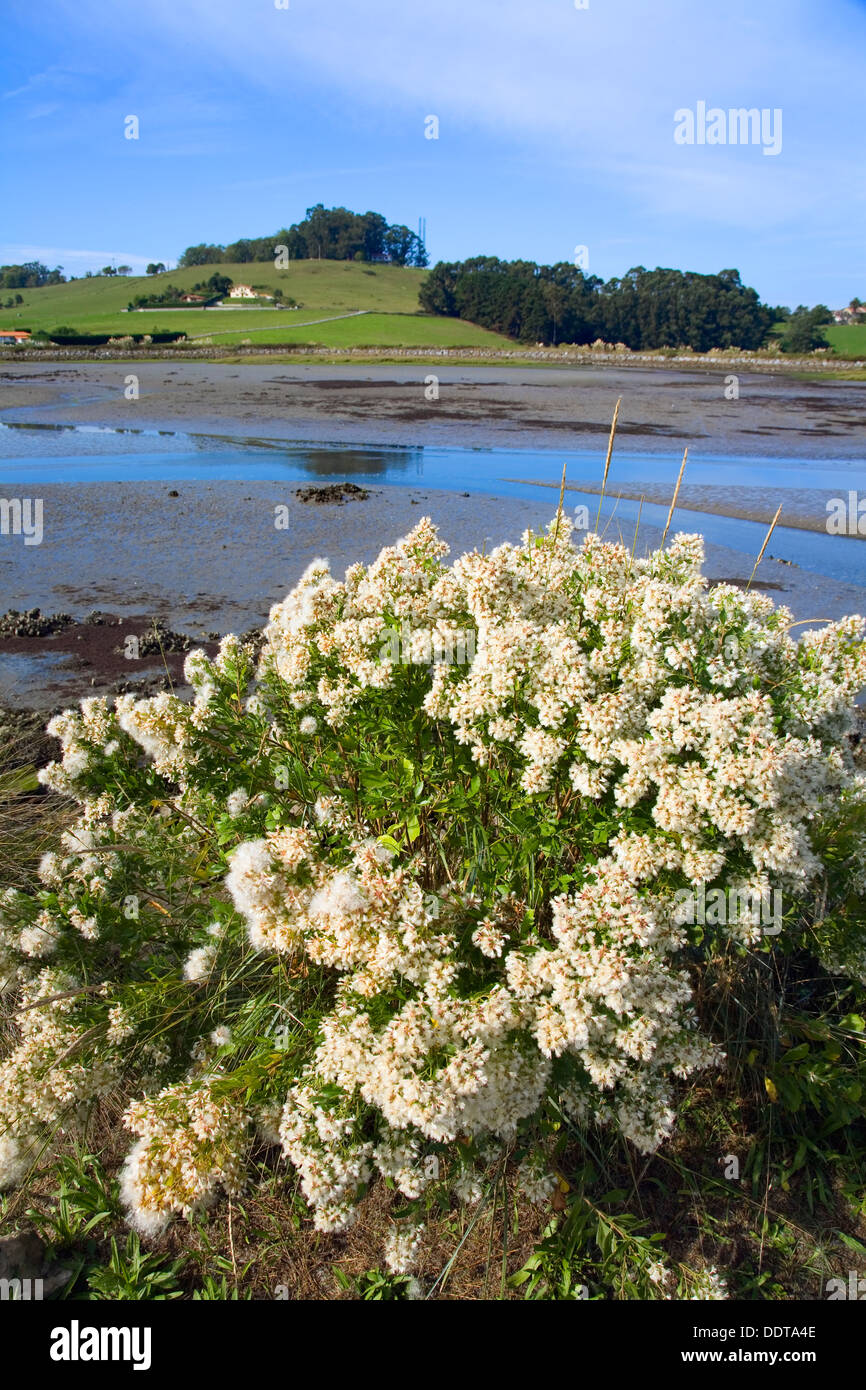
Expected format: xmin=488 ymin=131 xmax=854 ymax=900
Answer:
xmin=506 ymin=478 xmax=861 ymax=539
xmin=3 ymin=345 xmax=865 ymax=374
xmin=3 ymin=360 xmax=866 ymax=457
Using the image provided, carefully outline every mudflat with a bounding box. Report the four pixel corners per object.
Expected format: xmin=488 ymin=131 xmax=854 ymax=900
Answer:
xmin=2 ymin=361 xmax=866 ymax=456
xmin=2 ymin=361 xmax=864 ymax=708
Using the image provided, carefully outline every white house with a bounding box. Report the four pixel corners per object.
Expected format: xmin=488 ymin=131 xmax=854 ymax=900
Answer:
xmin=833 ymin=302 xmax=866 ymax=324
xmin=228 ymin=284 xmax=274 ymax=300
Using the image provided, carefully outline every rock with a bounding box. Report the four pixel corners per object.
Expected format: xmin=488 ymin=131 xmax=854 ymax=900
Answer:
xmin=0 ymin=1231 xmax=45 ymax=1276
xmin=294 ymin=483 xmax=370 ymax=505
xmin=0 ymin=608 xmax=75 ymax=639
xmin=112 ymin=618 xmax=192 ymax=657
xmin=0 ymin=1231 xmax=74 ymax=1298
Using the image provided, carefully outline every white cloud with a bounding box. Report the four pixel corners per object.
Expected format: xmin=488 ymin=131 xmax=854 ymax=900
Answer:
xmin=2 ymin=64 xmax=88 ymax=101
xmin=24 ymin=103 xmax=61 ymax=120
xmin=48 ymin=0 xmax=866 ymax=229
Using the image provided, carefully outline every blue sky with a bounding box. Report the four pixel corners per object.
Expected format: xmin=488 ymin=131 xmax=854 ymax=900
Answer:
xmin=1 ymin=0 xmax=864 ymax=306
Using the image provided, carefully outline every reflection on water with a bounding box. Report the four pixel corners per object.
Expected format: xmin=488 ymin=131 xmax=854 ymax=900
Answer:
xmin=0 ymin=420 xmax=863 ymax=587
xmin=0 ymin=420 xmax=425 ymax=478
xmin=271 ymin=445 xmax=425 ymax=479
xmin=1 ymin=417 xmax=862 ymax=487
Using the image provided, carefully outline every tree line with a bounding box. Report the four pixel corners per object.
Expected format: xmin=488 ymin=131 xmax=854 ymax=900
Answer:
xmin=177 ymin=205 xmax=428 ymax=270
xmin=419 ymin=258 xmax=777 ymax=351
xmin=0 ymin=261 xmax=65 ymax=289
xmin=0 ymin=262 xmax=137 ymax=287
xmin=0 ymin=246 xmax=843 ymax=354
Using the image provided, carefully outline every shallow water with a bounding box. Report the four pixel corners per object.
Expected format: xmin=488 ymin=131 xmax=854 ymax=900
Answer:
xmin=0 ymin=421 xmax=864 ymax=587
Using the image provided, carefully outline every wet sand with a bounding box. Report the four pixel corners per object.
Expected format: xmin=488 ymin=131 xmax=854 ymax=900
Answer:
xmin=1 ymin=482 xmax=864 ymax=709
xmin=2 ymin=361 xmax=866 ymax=457
xmin=507 ymin=478 xmax=862 ymax=537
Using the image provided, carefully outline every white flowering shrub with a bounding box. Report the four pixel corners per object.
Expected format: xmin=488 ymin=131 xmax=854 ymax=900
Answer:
xmin=2 ymin=516 xmax=865 ymax=1278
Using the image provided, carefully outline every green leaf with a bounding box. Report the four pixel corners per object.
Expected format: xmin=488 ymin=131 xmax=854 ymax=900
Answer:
xmin=0 ymin=764 xmax=39 ymax=798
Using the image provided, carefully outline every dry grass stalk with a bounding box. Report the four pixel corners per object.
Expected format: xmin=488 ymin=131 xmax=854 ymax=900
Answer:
xmin=594 ymin=397 xmax=621 ymax=532
xmin=661 ymin=447 xmax=688 ymax=547
xmin=747 ymin=503 xmax=783 ymax=589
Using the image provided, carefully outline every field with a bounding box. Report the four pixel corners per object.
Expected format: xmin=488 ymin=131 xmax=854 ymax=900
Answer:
xmin=194 ymin=311 xmax=513 ymax=349
xmin=6 ymin=270 xmax=866 ymax=358
xmin=768 ymin=321 xmax=866 ymax=359
xmin=822 ymin=323 xmax=866 ymax=356
xmin=0 ymin=261 xmax=513 ymax=350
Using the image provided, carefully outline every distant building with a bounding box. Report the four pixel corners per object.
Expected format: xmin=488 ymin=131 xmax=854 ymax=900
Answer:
xmin=0 ymin=330 xmax=31 ymax=343
xmin=228 ymin=284 xmax=273 ymax=300
xmin=833 ymin=302 xmax=866 ymax=324
xmin=180 ymin=293 xmax=205 ymax=303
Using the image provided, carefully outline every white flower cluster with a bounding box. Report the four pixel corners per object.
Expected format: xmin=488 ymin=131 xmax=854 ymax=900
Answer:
xmin=257 ymin=517 xmax=866 ymax=921
xmin=38 ymin=696 xmax=113 ymax=794
xmin=115 ymin=692 xmax=196 ymax=781
xmin=1 ymin=696 xmax=209 ymax=1190
xmin=688 ymin=1265 xmax=729 ymax=1300
xmin=1 ymin=515 xmax=863 ymax=1277
xmin=0 ymin=967 xmax=116 ymax=1189
xmin=220 ymin=824 xmax=718 ymax=1228
xmin=120 ymin=1082 xmax=250 ymax=1235
xmin=384 ymin=1222 xmax=425 ymax=1275
xmin=518 ymin=1154 xmax=558 ymax=1205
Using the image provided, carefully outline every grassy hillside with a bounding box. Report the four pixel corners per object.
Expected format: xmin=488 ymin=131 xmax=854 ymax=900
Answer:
xmin=823 ymin=323 xmax=866 ymax=356
xmin=0 ymin=261 xmax=513 ymax=349
xmin=195 ymin=311 xmax=514 ymax=349
xmin=8 ymin=269 xmax=864 ymax=356
xmin=768 ymin=321 xmax=866 ymax=358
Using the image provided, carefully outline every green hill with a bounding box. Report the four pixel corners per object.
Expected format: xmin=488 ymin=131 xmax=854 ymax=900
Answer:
xmin=768 ymin=320 xmax=866 ymax=359
xmin=822 ymin=323 xmax=866 ymax=356
xmin=0 ymin=261 xmax=514 ymax=349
